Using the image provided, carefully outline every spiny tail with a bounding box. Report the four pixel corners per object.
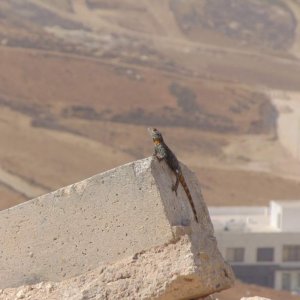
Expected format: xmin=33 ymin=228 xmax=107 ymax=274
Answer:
xmin=179 ymin=174 xmax=199 ymax=223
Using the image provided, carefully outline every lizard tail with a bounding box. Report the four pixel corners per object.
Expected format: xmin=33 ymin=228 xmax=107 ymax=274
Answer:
xmin=179 ymin=174 xmax=199 ymax=223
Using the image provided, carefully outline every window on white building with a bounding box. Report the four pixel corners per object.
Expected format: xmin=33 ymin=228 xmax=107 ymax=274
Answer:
xmin=226 ymin=247 xmax=245 ymax=262
xmin=282 ymin=272 xmax=291 ymax=290
xmin=257 ymin=247 xmax=274 ymax=262
xmin=283 ymin=245 xmax=300 ymax=262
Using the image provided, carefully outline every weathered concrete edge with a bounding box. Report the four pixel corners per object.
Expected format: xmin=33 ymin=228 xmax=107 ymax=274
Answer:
xmin=0 ymin=156 xmax=234 ymax=296
xmin=0 ymin=158 xmax=142 ymax=213
xmin=150 ymin=158 xmax=235 ymax=295
xmin=0 ymin=235 xmax=233 ymax=300
xmin=0 ymin=157 xmax=175 ymax=288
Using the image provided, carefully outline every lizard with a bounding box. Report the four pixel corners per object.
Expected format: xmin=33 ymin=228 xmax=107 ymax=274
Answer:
xmin=148 ymin=127 xmax=199 ymax=223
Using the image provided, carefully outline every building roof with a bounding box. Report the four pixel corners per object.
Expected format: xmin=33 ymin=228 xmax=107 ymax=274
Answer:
xmin=209 ymin=200 xmax=300 ymax=233
xmin=209 ymin=209 xmax=275 ymax=233
xmin=271 ymin=200 xmax=300 ymax=208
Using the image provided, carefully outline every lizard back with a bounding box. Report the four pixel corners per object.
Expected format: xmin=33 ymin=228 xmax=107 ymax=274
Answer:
xmin=155 ymin=142 xmax=181 ymax=173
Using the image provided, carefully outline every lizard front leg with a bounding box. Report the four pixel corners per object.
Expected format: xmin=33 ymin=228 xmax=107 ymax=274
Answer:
xmin=152 ymin=147 xmax=164 ymax=161
xmin=156 ymin=155 xmax=164 ymax=162
xmin=153 ymin=152 xmax=164 ymax=162
xmin=153 ymin=148 xmax=165 ymax=162
xmin=152 ymin=147 xmax=157 ymax=157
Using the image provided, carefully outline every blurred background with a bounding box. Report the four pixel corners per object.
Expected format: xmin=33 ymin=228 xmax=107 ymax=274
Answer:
xmin=1 ymin=0 xmax=300 ymax=299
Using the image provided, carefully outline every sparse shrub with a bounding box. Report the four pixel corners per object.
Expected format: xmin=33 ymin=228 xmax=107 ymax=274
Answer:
xmin=169 ymin=82 xmax=199 ymax=113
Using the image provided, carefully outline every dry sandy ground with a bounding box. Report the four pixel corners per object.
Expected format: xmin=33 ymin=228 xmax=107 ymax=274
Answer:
xmin=0 ymin=185 xmax=25 ymax=210
xmin=216 ymin=281 xmax=300 ymax=300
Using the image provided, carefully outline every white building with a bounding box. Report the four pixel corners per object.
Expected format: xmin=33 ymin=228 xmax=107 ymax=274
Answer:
xmin=209 ymin=201 xmax=300 ymax=293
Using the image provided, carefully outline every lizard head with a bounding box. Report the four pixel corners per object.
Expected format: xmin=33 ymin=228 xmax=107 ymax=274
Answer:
xmin=148 ymin=127 xmax=163 ymax=143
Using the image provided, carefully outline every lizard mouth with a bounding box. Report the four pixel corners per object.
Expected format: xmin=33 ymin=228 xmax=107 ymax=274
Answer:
xmin=147 ymin=127 xmax=155 ymax=135
xmin=147 ymin=127 xmax=158 ymax=133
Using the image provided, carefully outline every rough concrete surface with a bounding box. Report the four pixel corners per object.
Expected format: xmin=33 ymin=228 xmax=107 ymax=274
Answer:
xmin=0 ymin=236 xmax=231 ymax=300
xmin=0 ymin=157 xmax=234 ymax=299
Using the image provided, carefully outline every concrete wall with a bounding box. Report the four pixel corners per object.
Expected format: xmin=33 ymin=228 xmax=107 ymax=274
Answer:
xmin=0 ymin=157 xmax=231 ymax=291
xmin=209 ymin=207 xmax=268 ymax=216
xmin=270 ymin=201 xmax=282 ymax=230
xmin=0 ymin=158 xmax=167 ymax=287
xmin=232 ymin=265 xmax=278 ymax=288
xmin=282 ymin=206 xmax=300 ymax=232
xmin=216 ymin=231 xmax=300 ymax=290
xmin=275 ymin=269 xmax=300 ymax=291
xmin=216 ymin=232 xmax=300 ymax=265
xmin=270 ymin=201 xmax=300 ymax=232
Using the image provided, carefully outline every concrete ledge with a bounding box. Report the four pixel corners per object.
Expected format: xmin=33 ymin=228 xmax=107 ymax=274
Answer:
xmin=0 ymin=157 xmax=234 ymax=299
xmin=0 ymin=235 xmax=233 ymax=300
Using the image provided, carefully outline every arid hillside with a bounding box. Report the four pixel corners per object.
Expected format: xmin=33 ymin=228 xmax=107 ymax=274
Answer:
xmin=1 ymin=0 xmax=300 ymax=211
